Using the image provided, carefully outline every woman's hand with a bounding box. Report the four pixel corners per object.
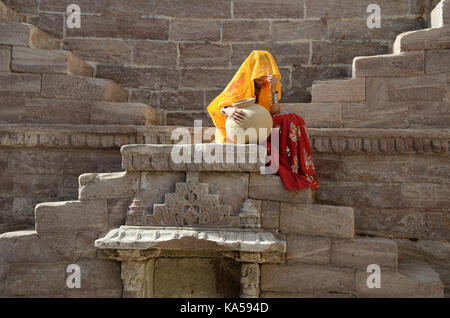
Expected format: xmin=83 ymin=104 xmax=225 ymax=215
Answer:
xmin=267 ymin=73 xmax=279 ymax=93
xmin=222 ymin=106 xmax=246 ymax=123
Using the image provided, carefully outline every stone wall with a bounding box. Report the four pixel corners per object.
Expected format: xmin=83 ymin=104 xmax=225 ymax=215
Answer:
xmin=3 ymin=0 xmax=439 ymax=125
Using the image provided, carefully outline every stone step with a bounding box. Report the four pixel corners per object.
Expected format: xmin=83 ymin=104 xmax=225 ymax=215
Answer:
xmin=330 ymin=237 xmax=398 ymax=271
xmin=311 ymin=78 xmax=365 ymax=103
xmin=0 ymin=22 xmax=60 ymax=49
xmin=393 ymin=25 xmax=450 ymax=53
xmin=355 ymin=261 xmax=444 ymax=298
xmin=35 ymin=200 xmax=108 ymax=233
xmin=0 ymin=1 xmax=25 ymax=22
xmin=280 ymin=103 xmax=342 ymax=128
xmin=352 ymin=51 xmax=425 ymax=78
xmin=11 ymin=47 xmax=94 ymax=77
xmin=0 ymin=97 xmax=161 ymax=125
xmin=431 ymin=0 xmax=450 ymax=28
xmin=41 ymin=74 xmax=128 ymax=102
xmin=279 ymin=203 xmax=354 ymax=239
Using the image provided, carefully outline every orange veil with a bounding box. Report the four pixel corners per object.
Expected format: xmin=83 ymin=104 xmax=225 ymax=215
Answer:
xmin=207 ymin=50 xmax=282 ymax=144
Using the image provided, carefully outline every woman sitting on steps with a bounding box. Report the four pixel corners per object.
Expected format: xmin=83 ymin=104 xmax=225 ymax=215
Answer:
xmin=207 ymin=50 xmax=320 ymax=192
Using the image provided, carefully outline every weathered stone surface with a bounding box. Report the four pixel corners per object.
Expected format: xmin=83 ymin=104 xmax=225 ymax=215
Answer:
xmin=78 ymin=171 xmax=139 ymax=201
xmin=287 ymin=235 xmax=330 ymax=265
xmin=90 ymin=102 xmax=161 ymax=125
xmin=198 ymin=172 xmax=249 ymax=215
xmin=0 ymin=72 xmax=41 ymax=96
xmin=281 ymin=103 xmax=342 ymax=128
xmin=165 ymin=111 xmax=214 ymax=126
xmin=317 ymin=181 xmax=403 ymax=209
xmin=158 ymin=90 xmax=203 ymax=111
xmin=6 ymin=262 xmax=66 ymax=296
xmin=234 ymin=0 xmax=304 ymax=19
xmin=66 ymin=15 xmax=169 ymax=40
xmin=431 ymin=0 xmax=450 ymax=28
xmin=331 ymin=237 xmax=398 ymax=271
xmin=0 ymin=1 xmax=25 ymax=22
xmin=222 ymin=20 xmax=269 ymax=42
xmin=121 ymin=260 xmax=154 ymax=298
xmin=261 ymin=200 xmax=280 ymax=230
xmin=425 ymin=49 xmax=450 ymax=74
xmin=35 ymin=200 xmax=107 ymax=233
xmin=27 ymin=13 xmax=63 ymax=38
xmin=280 ymin=203 xmax=354 ymax=239
xmin=0 ymin=22 xmax=60 ymax=49
xmin=388 ymin=74 xmax=447 ymax=102
xmin=305 ymin=0 xmax=410 ymax=19
xmin=154 ymin=258 xmax=241 ymax=298
xmin=41 ymin=74 xmax=128 ymax=102
xmin=261 ymin=264 xmax=355 ymax=293
xmin=356 ymin=262 xmax=444 ymax=298
xmin=107 ymin=198 xmax=130 ymax=227
xmin=63 ymin=38 xmax=132 ymax=64
xmin=96 ymin=64 xmax=179 ymax=89
xmin=12 ymin=47 xmax=94 ymax=76
xmin=170 ymin=20 xmax=220 ymax=41
xmin=312 ymin=78 xmax=365 ymax=103
xmin=312 ymin=41 xmax=389 ymax=65
xmin=353 ymin=51 xmax=425 ymax=78
xmin=271 ymin=20 xmax=327 ymax=41
xmin=261 ymin=291 xmax=354 ymax=298
xmin=249 ymin=174 xmax=314 ymax=203
xmin=401 ymin=183 xmax=450 ymax=210
xmin=0 ymin=45 xmax=10 ymax=71
xmin=393 ymin=26 xmax=450 ymax=53
xmin=181 ymin=68 xmax=236 ymax=89
xmin=133 ymin=42 xmax=177 ymax=66
xmin=40 ymin=0 xmax=116 ymax=13
xmin=179 ymin=43 xmax=229 ymax=67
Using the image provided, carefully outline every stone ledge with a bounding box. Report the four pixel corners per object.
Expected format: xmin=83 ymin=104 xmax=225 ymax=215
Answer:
xmin=95 ymin=225 xmax=286 ymax=255
xmin=121 ymin=144 xmax=267 ymax=172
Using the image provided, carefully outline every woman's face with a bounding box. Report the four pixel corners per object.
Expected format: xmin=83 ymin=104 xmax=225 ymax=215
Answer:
xmin=254 ymin=75 xmax=266 ymax=85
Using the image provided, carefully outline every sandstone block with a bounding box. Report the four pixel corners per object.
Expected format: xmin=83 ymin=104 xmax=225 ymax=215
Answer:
xmin=90 ymin=102 xmax=161 ymax=125
xmin=355 ymin=262 xmax=444 ymax=298
xmin=35 ymin=200 xmax=107 ymax=233
xmin=179 ymin=43 xmax=229 ymax=67
xmin=271 ymin=20 xmax=327 ymax=41
xmin=0 ymin=22 xmax=60 ymax=49
xmin=280 ymin=203 xmax=354 ymax=239
xmin=12 ymin=47 xmax=94 ymax=76
xmin=331 ymin=237 xmax=398 ymax=271
xmin=0 ymin=265 xmax=7 ymax=296
xmin=158 ymin=90 xmax=204 ymax=111
xmin=393 ymin=26 xmax=450 ymax=53
xmin=312 ymin=78 xmax=365 ymax=103
xmin=425 ymin=49 xmax=450 ymax=74
xmin=40 ymin=0 xmax=117 ymax=13
xmin=170 ymin=20 xmax=220 ymax=41
xmin=107 ymin=198 xmax=130 ymax=227
xmin=261 ymin=200 xmax=280 ymax=230
xmin=222 ymin=20 xmax=269 ymax=42
xmin=165 ymin=111 xmax=213 ymax=126
xmin=6 ymin=263 xmax=65 ymax=297
xmin=78 ymin=171 xmax=139 ymax=201
xmin=312 ymin=41 xmax=388 ymax=65
xmin=234 ymin=0 xmax=303 ymax=19
xmin=0 ymin=1 xmax=25 ymax=22
xmin=287 ymin=235 xmax=331 ymax=264
xmin=133 ymin=41 xmax=177 ymax=66
xmin=280 ymin=103 xmax=342 ymax=128
xmin=388 ymin=74 xmax=447 ymax=102
xmin=261 ymin=264 xmax=355 ymax=293
xmin=261 ymin=291 xmax=354 ymax=298
xmin=96 ymin=64 xmax=179 ymax=89
xmin=353 ymin=51 xmax=424 ymax=78
xmin=431 ymin=0 xmax=450 ymax=28
xmin=0 ymin=45 xmax=11 ymax=71
xmin=63 ymin=38 xmax=132 ymax=64
xmin=41 ymin=74 xmax=128 ymax=102
xmin=181 ymin=68 xmax=237 ymax=89
xmin=401 ymin=183 xmax=450 ymax=210
xmin=0 ymin=72 xmax=41 ymax=96
xmin=27 ymin=13 xmax=63 ymax=38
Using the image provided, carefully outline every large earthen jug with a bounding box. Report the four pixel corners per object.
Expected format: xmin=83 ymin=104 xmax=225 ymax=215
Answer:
xmin=225 ymin=98 xmax=273 ymax=144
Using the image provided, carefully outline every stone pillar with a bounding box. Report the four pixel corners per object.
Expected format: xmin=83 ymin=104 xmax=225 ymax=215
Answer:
xmin=121 ymin=259 xmax=155 ymax=298
xmin=240 ymin=263 xmax=260 ymax=298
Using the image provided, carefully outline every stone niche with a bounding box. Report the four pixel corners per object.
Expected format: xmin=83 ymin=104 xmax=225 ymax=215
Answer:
xmin=95 ymin=166 xmax=286 ymax=298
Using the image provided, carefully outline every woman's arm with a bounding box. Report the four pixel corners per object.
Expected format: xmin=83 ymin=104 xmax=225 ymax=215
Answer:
xmin=270 ymin=90 xmax=280 ymax=115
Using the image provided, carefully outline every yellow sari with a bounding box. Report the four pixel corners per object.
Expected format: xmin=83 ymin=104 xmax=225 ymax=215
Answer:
xmin=206 ymin=50 xmax=282 ymax=144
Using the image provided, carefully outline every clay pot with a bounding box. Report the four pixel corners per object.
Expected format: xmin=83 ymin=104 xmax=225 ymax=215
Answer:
xmin=225 ymin=98 xmax=273 ymax=144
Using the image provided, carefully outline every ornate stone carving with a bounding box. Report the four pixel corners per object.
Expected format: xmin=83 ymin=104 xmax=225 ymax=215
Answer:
xmin=240 ymin=263 xmax=260 ymax=298
xmin=239 ymin=199 xmax=261 ymax=229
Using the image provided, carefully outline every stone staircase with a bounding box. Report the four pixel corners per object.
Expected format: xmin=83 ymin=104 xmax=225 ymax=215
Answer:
xmin=0 ymin=0 xmax=448 ymax=297
xmin=280 ymin=1 xmax=449 ymax=129
xmin=0 ymin=6 xmax=161 ymax=126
